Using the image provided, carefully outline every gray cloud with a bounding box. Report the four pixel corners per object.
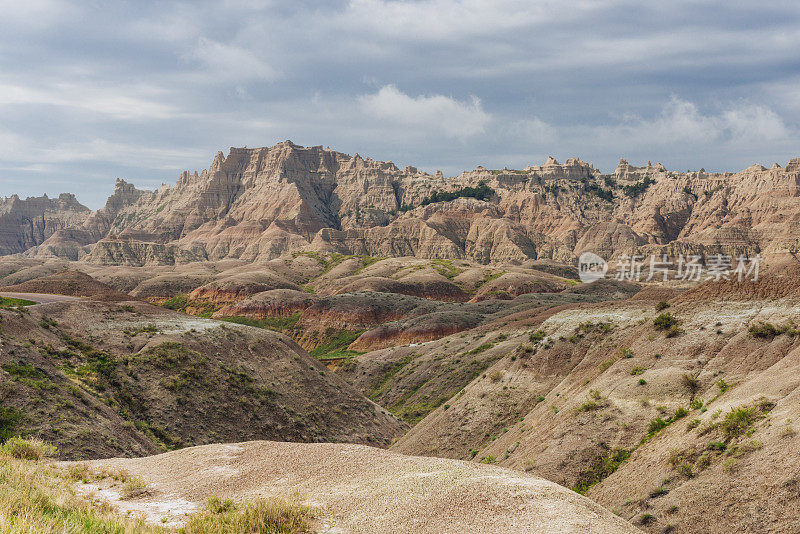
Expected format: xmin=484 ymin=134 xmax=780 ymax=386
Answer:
xmin=0 ymin=0 xmax=798 ymax=208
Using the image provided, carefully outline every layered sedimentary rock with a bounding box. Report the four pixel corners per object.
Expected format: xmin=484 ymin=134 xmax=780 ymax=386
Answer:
xmin=0 ymin=193 xmax=91 ymax=255
xmin=4 ymin=141 xmax=800 ymax=265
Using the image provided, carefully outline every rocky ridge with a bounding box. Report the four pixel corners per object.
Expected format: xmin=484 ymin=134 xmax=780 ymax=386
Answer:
xmin=6 ymin=141 xmax=800 ymax=265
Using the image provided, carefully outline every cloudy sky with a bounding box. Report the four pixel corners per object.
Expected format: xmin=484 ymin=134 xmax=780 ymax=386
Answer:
xmin=2 ymin=0 xmax=799 ymax=208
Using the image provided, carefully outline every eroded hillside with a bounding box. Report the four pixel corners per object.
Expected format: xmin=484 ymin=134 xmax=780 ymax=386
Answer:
xmin=0 ymin=293 xmax=404 ymax=460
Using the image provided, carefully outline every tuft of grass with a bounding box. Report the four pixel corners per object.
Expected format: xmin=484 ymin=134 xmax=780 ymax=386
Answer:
xmin=649 ymin=485 xmax=668 ymax=498
xmin=682 ymin=372 xmax=701 ymax=398
xmin=0 ymin=447 xmax=310 ymax=533
xmin=648 ymin=417 xmax=668 ymax=434
xmin=630 ymin=366 xmax=645 ymax=376
xmin=121 ymin=475 xmax=152 ymax=500
xmin=206 ymin=495 xmax=237 ymax=514
xmin=0 ymin=437 xmax=56 ymax=461
xmin=599 ymin=358 xmax=616 ymax=372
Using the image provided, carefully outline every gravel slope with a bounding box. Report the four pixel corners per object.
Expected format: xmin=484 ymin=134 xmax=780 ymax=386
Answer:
xmin=76 ymin=440 xmax=639 ymax=533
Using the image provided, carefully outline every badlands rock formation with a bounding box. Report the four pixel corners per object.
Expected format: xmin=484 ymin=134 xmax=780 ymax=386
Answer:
xmin=0 ymin=193 xmax=91 ymax=256
xmin=4 ymin=141 xmax=799 ymax=265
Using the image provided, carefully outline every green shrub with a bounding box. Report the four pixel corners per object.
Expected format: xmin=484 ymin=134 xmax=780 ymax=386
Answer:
xmin=673 ymin=407 xmax=688 ymax=420
xmin=655 ymin=301 xmax=670 ymax=311
xmin=748 ymin=321 xmax=785 ymax=339
xmin=717 ymin=378 xmax=729 ymax=393
xmin=529 ymin=330 xmax=546 ymax=343
xmin=720 ymin=406 xmax=759 ymax=440
xmin=648 ymin=417 xmax=668 ymax=434
xmin=630 ymin=366 xmax=645 ymax=376
xmin=654 ymin=312 xmax=677 ymax=330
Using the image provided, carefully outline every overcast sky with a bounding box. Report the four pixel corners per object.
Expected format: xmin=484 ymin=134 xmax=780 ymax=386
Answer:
xmin=1 ymin=0 xmax=799 ymax=208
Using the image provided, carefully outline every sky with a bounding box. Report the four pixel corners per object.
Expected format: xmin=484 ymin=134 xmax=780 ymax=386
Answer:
xmin=1 ymin=0 xmax=799 ymax=208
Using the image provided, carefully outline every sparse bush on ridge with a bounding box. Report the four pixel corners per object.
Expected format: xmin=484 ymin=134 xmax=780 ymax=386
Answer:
xmin=654 ymin=312 xmax=677 ymax=330
xmin=720 ymin=406 xmax=759 ymax=441
xmin=682 ymin=372 xmax=701 ymax=399
xmin=529 ymin=330 xmax=546 ymax=343
xmin=748 ymin=321 xmax=800 ymax=339
xmin=571 ymin=447 xmax=631 ymax=495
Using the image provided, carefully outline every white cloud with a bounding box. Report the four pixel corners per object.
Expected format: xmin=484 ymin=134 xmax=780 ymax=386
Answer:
xmin=359 ymin=85 xmax=491 ymax=139
xmin=3 ymin=0 xmax=75 ymax=30
xmin=187 ymin=38 xmax=277 ymax=81
xmin=598 ymin=97 xmax=793 ymax=148
xmin=340 ymin=0 xmax=601 ymax=40
xmin=0 ymin=82 xmax=179 ymax=120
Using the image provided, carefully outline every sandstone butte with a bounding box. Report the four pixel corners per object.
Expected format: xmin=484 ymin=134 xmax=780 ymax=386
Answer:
xmin=2 ymin=140 xmax=799 ymax=265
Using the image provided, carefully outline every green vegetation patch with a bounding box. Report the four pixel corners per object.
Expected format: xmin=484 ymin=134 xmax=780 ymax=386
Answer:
xmin=218 ymin=313 xmax=301 ymax=332
xmin=431 ymin=259 xmax=464 ymax=280
xmin=748 ymin=321 xmax=800 ymax=339
xmin=162 ymin=293 xmax=189 ymax=311
xmin=570 ymin=447 xmax=631 ymax=494
xmin=720 ymin=406 xmax=760 ymax=441
xmin=0 ymin=296 xmax=36 ymax=308
xmin=309 ymin=328 xmax=365 ymax=359
xmin=622 ymin=176 xmax=655 ymax=198
xmin=400 ymin=181 xmax=495 ymax=211
xmin=653 ymin=312 xmax=677 ymax=330
xmin=0 ymin=405 xmax=23 ymax=443
xmin=369 ymin=355 xmax=415 ymax=400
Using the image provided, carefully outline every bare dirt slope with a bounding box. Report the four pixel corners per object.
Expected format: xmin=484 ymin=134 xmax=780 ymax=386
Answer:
xmin=378 ymin=270 xmax=800 ymax=533
xmin=75 ymin=440 xmax=639 ymax=534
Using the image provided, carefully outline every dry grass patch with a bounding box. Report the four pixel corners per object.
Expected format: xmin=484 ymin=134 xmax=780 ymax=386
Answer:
xmin=183 ymin=495 xmax=312 ymax=533
xmin=0 ymin=438 xmax=312 ymax=533
xmin=0 ymin=440 xmax=162 ymax=533
xmin=0 ymin=437 xmax=56 ymax=461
